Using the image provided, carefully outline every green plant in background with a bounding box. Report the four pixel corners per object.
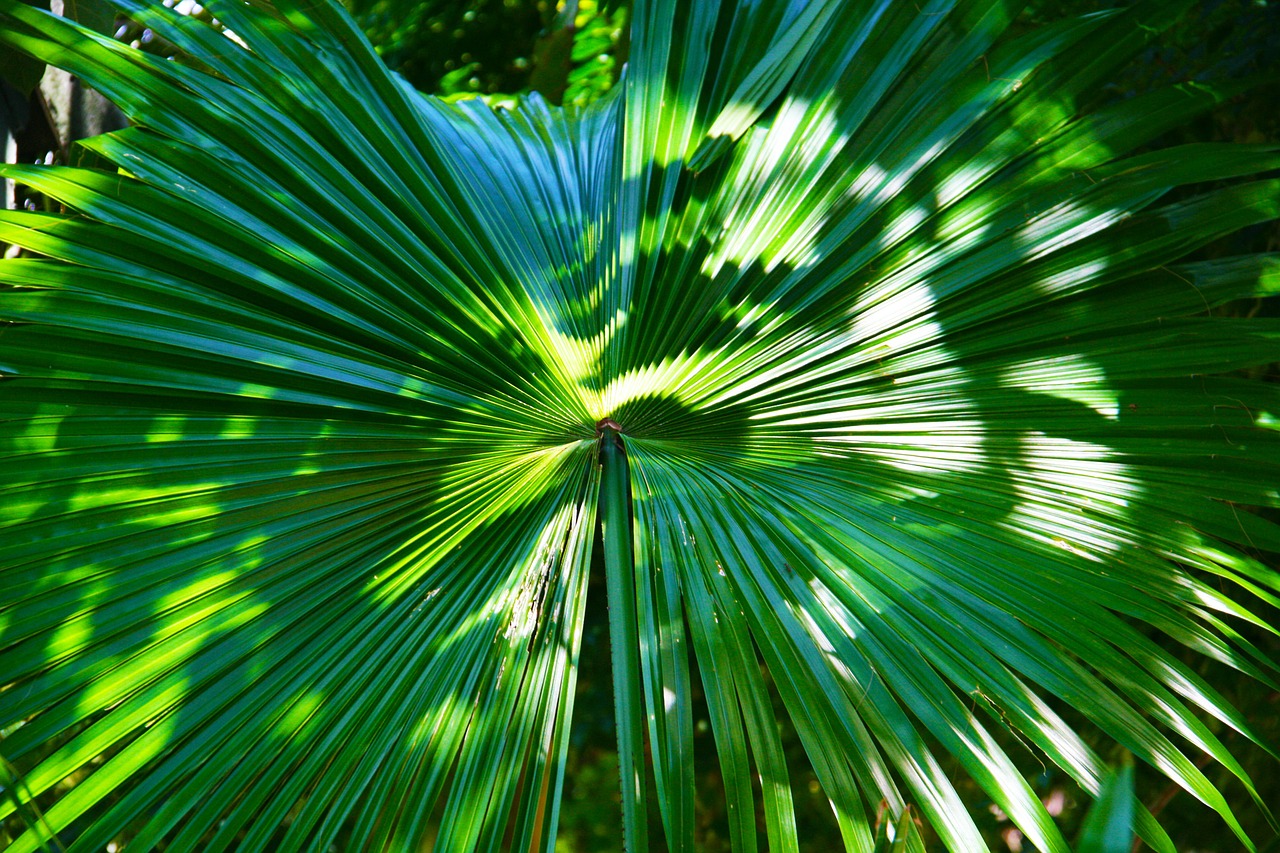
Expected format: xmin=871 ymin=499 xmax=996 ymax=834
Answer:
xmin=1074 ymin=757 xmax=1136 ymax=853
xmin=555 ymin=0 xmax=628 ymax=108
xmin=342 ymin=0 xmax=547 ymax=95
xmin=1 ymin=1 xmax=1279 ymax=852
xmin=340 ymin=0 xmax=627 ymax=105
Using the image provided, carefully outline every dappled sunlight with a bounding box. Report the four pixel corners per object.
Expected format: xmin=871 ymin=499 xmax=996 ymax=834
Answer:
xmin=1001 ymin=354 xmax=1120 ymax=420
xmin=271 ymin=690 xmax=324 ymax=739
xmin=7 ymin=418 xmax=59 ymax=455
xmin=814 ymin=419 xmax=988 ymax=476
xmin=595 ymin=350 xmax=717 ymax=419
xmin=501 ymin=498 xmax=585 ymax=643
xmin=597 ymin=16 xmax=1279 ymax=844
xmin=1002 ymin=434 xmax=1138 ymax=559
xmin=1037 ymin=258 xmax=1111 ymax=296
xmin=0 ymin=392 xmax=597 ymax=847
xmin=42 ymin=579 xmax=108 ymax=664
xmin=699 ymin=99 xmax=845 ymax=277
xmin=1015 ymin=204 xmax=1128 ymax=262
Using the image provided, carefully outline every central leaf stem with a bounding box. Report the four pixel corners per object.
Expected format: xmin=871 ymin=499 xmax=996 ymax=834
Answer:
xmin=598 ymin=426 xmax=649 ymax=852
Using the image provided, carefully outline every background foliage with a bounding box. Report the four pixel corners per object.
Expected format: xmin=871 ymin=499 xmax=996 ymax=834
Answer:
xmin=344 ymin=0 xmax=628 ymax=106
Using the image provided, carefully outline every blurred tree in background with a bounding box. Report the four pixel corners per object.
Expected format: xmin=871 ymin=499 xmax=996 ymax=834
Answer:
xmin=342 ymin=0 xmax=628 ymax=106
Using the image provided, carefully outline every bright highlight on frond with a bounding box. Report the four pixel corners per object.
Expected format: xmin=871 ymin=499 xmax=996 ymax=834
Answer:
xmin=2 ymin=0 xmax=1279 ymax=851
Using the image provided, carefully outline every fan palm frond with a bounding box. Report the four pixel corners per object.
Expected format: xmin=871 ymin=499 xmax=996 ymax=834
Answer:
xmin=1 ymin=0 xmax=1278 ymax=851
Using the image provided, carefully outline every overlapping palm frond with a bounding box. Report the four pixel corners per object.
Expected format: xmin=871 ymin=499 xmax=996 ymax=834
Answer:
xmin=1 ymin=0 xmax=1278 ymax=851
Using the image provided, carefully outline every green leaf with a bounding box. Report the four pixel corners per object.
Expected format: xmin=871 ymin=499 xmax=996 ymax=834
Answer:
xmin=0 ymin=0 xmax=1277 ymax=851
xmin=873 ymin=804 xmax=924 ymax=853
xmin=1076 ymin=757 xmax=1137 ymax=853
xmin=61 ymin=0 xmax=113 ymax=35
xmin=686 ymin=0 xmax=843 ymax=172
xmin=599 ymin=427 xmax=650 ymax=852
xmin=0 ymin=0 xmax=46 ymax=93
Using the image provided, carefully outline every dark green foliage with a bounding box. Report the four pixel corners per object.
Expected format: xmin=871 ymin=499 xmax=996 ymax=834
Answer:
xmin=344 ymin=0 xmax=547 ymax=95
xmin=342 ymin=0 xmax=627 ymax=104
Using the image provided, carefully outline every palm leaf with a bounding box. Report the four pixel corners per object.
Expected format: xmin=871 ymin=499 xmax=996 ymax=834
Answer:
xmin=2 ymin=1 xmax=1278 ymax=851
xmin=1075 ymin=757 xmax=1136 ymax=853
